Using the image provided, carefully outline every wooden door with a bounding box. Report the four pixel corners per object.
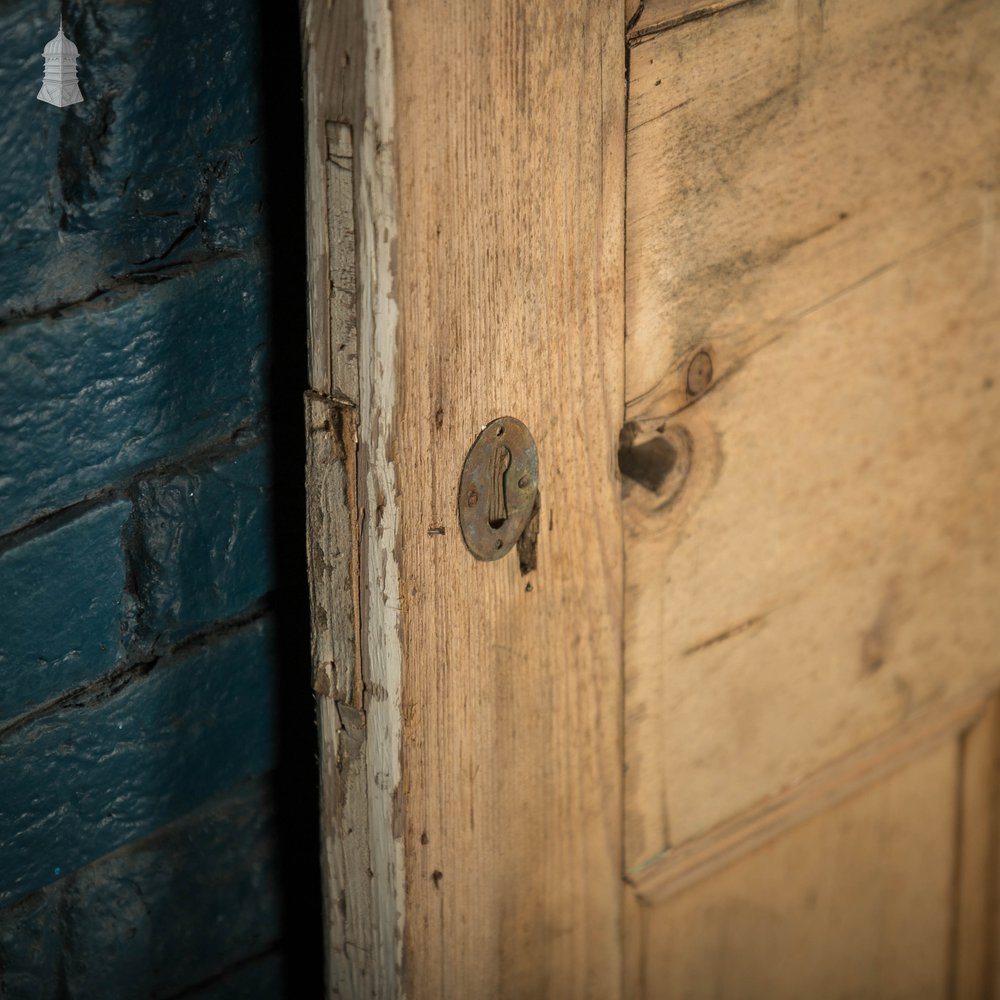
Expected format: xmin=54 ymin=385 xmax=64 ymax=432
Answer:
xmin=301 ymin=1 xmax=1000 ymax=997
xmin=622 ymin=1 xmax=1000 ymax=995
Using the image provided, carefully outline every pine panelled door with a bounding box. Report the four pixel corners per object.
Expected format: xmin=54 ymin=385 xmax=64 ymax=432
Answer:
xmin=300 ymin=0 xmax=1000 ymax=997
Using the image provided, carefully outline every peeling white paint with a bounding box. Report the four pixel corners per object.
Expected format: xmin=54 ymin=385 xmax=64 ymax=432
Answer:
xmin=357 ymin=0 xmax=405 ymax=995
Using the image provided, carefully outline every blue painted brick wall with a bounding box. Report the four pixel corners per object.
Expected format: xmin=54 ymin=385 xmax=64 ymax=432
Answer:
xmin=0 ymin=257 xmax=268 ymax=535
xmin=133 ymin=444 xmax=274 ymax=647
xmin=0 ymin=0 xmax=309 ymax=996
xmin=0 ymin=500 xmax=133 ymax=722
xmin=0 ymin=780 xmax=283 ymax=999
xmin=0 ymin=618 xmax=278 ymax=906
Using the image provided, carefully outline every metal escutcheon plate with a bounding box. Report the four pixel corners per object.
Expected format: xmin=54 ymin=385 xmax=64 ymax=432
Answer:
xmin=458 ymin=417 xmax=539 ymax=561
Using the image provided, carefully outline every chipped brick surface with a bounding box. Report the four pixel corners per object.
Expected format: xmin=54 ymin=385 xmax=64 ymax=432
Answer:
xmin=0 ymin=617 xmax=277 ymax=907
xmin=0 ymin=499 xmax=134 ymax=725
xmin=0 ymin=0 xmax=265 ymax=320
xmin=0 ymin=780 xmax=281 ymax=1000
xmin=133 ymin=444 xmax=274 ymax=647
xmin=0 ymin=254 xmax=268 ymax=536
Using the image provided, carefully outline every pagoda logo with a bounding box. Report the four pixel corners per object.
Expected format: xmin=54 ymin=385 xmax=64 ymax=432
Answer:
xmin=38 ymin=19 xmax=84 ymax=108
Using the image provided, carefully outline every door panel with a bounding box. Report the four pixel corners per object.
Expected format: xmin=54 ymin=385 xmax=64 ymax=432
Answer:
xmin=635 ymin=700 xmax=1000 ymax=998
xmin=624 ymin=0 xmax=1000 ymax=877
xmin=637 ymin=737 xmax=960 ymax=999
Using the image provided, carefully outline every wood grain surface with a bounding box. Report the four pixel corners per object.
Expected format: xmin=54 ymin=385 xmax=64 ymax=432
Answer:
xmin=389 ymin=3 xmax=625 ymax=996
xmin=629 ymin=683 xmax=994 ymax=900
xmin=301 ymin=2 xmax=371 ymax=995
xmin=305 ymin=1 xmax=626 ymax=997
xmin=637 ymin=739 xmax=959 ymax=999
xmin=302 ymin=0 xmax=1000 ymax=993
xmin=626 ymin=0 xmax=752 ymax=40
xmin=623 ymin=0 xmax=1000 ymax=869
xmin=302 ymin=0 xmax=405 ymax=995
xmin=302 ymin=0 xmax=365 ymax=399
xmin=952 ymin=699 xmax=1000 ymax=999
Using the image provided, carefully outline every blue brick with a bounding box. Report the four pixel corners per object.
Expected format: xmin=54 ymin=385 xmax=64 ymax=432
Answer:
xmin=0 ymin=780 xmax=282 ymax=1000
xmin=0 ymin=254 xmax=268 ymax=535
xmin=201 ymin=147 xmax=267 ymax=251
xmin=0 ymin=500 xmax=133 ymax=724
xmin=134 ymin=445 xmax=273 ymax=646
xmin=0 ymin=0 xmax=291 ymax=990
xmin=61 ymin=782 xmax=281 ymax=1000
xmin=108 ymin=0 xmax=264 ymax=202
xmin=0 ymin=1 xmax=266 ymax=318
xmin=61 ymin=0 xmax=264 ymax=224
xmin=0 ymin=888 xmax=61 ymax=1000
xmin=0 ymin=616 xmax=277 ymax=905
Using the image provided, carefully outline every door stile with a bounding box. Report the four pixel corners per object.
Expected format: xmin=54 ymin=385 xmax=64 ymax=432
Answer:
xmin=303 ymin=1 xmax=628 ymax=997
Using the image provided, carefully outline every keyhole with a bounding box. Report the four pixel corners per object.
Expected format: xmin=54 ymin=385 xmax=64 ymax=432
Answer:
xmin=488 ymin=444 xmax=512 ymax=529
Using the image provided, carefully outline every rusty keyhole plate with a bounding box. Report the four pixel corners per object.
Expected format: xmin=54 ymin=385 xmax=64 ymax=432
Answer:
xmin=459 ymin=417 xmax=539 ymax=561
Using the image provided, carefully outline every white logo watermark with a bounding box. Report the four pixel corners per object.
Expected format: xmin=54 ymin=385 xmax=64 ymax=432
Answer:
xmin=37 ymin=18 xmax=84 ymax=108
